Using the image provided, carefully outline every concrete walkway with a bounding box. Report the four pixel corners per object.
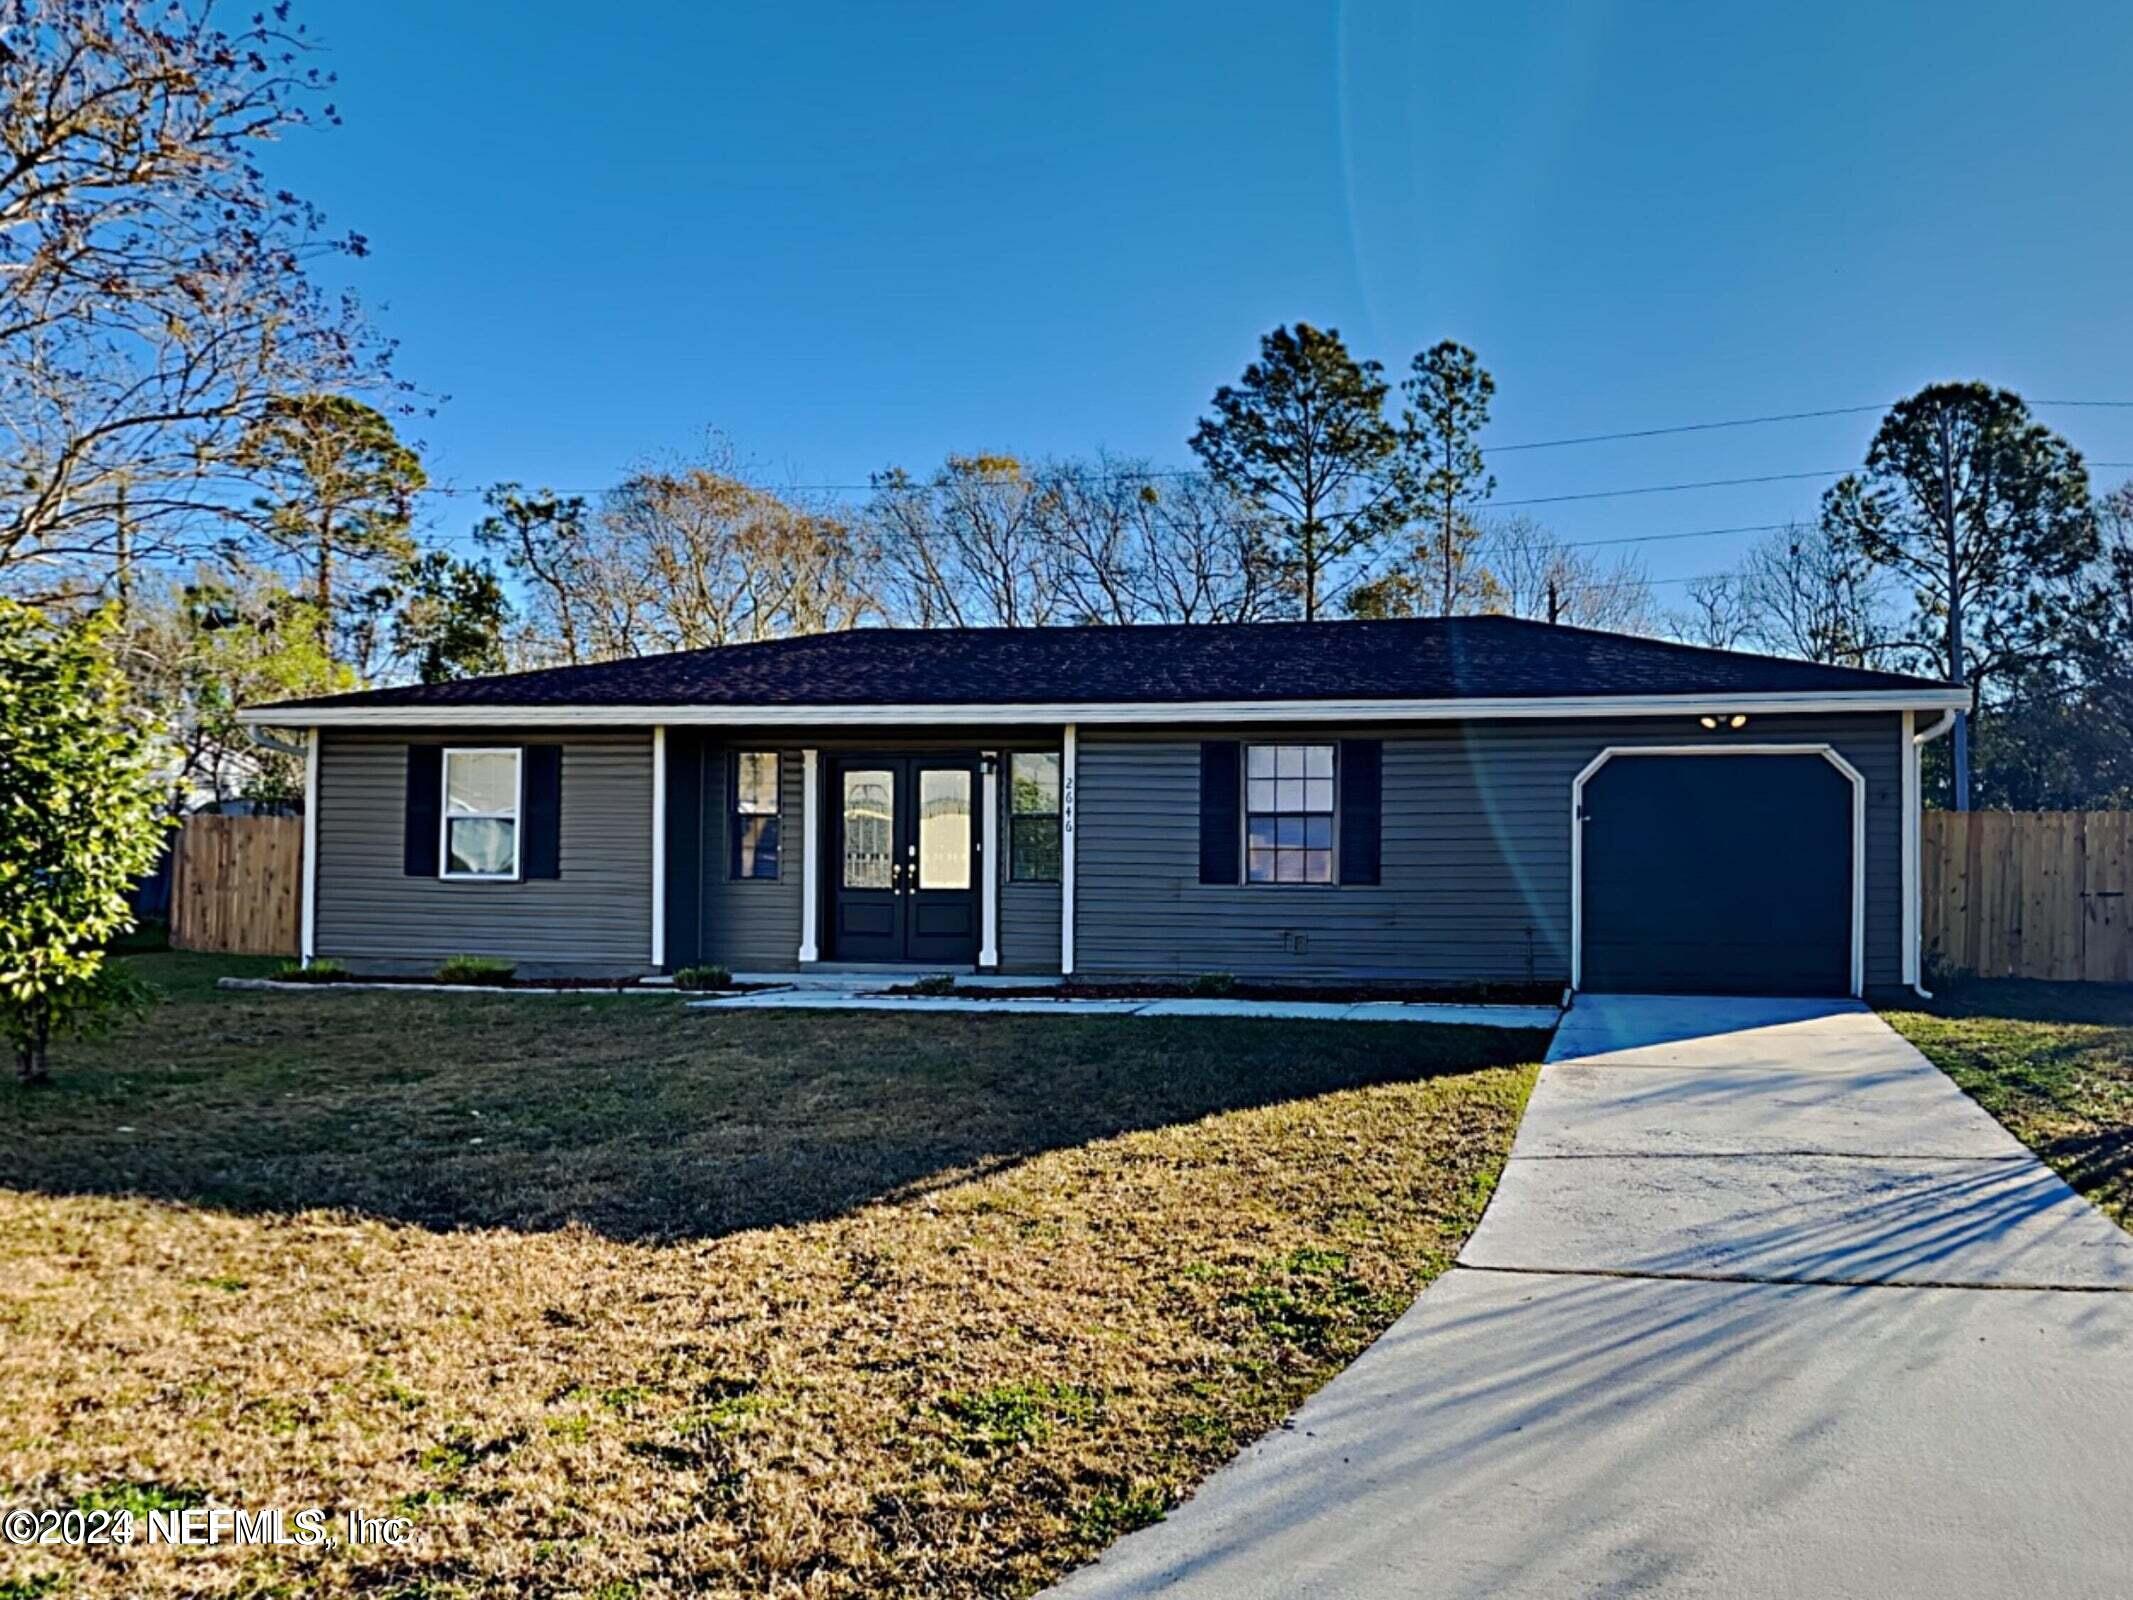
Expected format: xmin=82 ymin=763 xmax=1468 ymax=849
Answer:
xmin=1053 ymin=994 xmax=2133 ymax=1600
xmin=690 ymin=984 xmax=1561 ymax=1029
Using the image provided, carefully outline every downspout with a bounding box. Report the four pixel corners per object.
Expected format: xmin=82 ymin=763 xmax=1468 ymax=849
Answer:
xmin=246 ymin=725 xmax=309 ymax=761
xmin=1908 ymin=710 xmax=1957 ymax=999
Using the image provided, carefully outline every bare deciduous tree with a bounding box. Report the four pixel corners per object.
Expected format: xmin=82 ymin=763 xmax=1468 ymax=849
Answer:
xmin=1670 ymin=573 xmax=1753 ymax=650
xmin=1 ymin=0 xmax=399 ymax=602
xmin=869 ymin=455 xmax=1059 ymax=629
xmin=1734 ymin=522 xmax=1891 ymax=667
xmin=1480 ymin=516 xmax=1654 ymax=633
xmin=587 ymin=459 xmax=874 ymax=654
xmin=1036 ymin=457 xmax=1285 ymax=625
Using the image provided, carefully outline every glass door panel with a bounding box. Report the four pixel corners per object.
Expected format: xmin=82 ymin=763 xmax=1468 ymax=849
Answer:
xmin=842 ymin=770 xmax=894 ymax=889
xmin=916 ymin=769 xmax=972 ymax=889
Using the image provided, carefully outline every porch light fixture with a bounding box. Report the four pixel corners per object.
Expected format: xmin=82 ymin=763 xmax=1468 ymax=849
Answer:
xmin=1697 ymin=714 xmax=1752 ymax=731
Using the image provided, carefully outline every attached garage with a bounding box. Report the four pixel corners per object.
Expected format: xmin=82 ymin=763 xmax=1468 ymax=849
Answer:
xmin=1575 ymin=748 xmax=1861 ymax=997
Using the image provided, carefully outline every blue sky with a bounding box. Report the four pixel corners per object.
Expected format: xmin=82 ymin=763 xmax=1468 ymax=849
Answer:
xmin=278 ymin=1 xmax=2133 ymax=593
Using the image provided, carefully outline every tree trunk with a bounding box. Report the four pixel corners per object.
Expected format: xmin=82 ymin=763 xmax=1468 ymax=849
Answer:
xmin=14 ymin=1013 xmax=49 ymax=1085
xmin=1939 ymin=409 xmax=1971 ymax=810
xmin=316 ymin=540 xmax=334 ymax=659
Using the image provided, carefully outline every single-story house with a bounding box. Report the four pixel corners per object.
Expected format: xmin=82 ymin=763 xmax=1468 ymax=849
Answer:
xmin=237 ymin=616 xmax=1967 ymax=999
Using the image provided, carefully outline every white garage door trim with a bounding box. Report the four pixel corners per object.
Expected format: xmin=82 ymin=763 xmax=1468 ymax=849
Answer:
xmin=1570 ymin=744 xmax=1866 ymax=999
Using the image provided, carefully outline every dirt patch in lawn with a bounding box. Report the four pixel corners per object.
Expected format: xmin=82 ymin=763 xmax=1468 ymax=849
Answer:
xmin=1886 ymin=978 xmax=2133 ymax=1229
xmin=1 ymin=953 xmax=1543 ymax=1599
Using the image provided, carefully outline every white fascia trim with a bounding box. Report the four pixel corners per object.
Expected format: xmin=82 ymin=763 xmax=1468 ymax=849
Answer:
xmin=240 ymin=687 xmax=1971 ymax=730
xmin=1570 ymin=744 xmax=1867 ymax=999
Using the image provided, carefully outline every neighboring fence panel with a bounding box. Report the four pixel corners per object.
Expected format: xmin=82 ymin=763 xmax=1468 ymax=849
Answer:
xmin=171 ymin=815 xmax=303 ymax=957
xmin=1924 ymin=811 xmax=2133 ymax=983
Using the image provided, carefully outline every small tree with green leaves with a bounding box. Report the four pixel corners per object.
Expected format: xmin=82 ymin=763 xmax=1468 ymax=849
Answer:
xmin=1 ymin=602 xmax=169 ymax=1083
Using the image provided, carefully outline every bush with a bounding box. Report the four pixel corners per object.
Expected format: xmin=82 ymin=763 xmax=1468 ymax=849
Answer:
xmin=671 ymin=964 xmax=733 ymax=990
xmin=6 ymin=963 xmax=152 ymax=1084
xmin=1 ymin=603 xmax=171 ymax=1083
xmin=1189 ymin=972 xmax=1236 ymax=997
xmin=910 ymin=972 xmax=957 ymax=996
xmin=435 ymin=956 xmax=515 ymax=986
xmin=273 ymin=959 xmax=347 ymax=983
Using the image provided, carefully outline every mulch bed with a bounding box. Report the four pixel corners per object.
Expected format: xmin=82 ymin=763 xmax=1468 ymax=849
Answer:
xmin=888 ymin=979 xmax=1563 ymax=1006
xmin=268 ymin=972 xmax=773 ymax=994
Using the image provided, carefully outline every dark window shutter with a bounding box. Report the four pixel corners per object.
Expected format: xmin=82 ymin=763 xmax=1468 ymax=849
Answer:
xmin=1339 ymin=739 xmax=1382 ymax=886
xmin=1198 ymin=740 xmax=1241 ymax=885
xmin=522 ymin=744 xmax=563 ymax=879
xmin=404 ymin=744 xmax=442 ymax=876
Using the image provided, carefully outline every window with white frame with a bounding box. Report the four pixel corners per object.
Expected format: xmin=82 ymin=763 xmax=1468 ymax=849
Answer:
xmin=1246 ymin=743 xmax=1335 ymax=883
xmin=442 ymin=747 xmax=520 ymax=879
xmin=1009 ymin=750 xmax=1062 ymax=881
xmin=731 ymin=751 xmax=781 ymax=878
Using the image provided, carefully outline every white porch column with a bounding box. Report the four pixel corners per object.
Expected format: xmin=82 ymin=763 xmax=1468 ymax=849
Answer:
xmin=299 ymin=729 xmax=320 ymax=965
xmin=650 ymin=726 xmax=667 ymax=968
xmin=1060 ymin=724 xmax=1077 ymax=976
xmin=798 ymin=747 xmax=821 ymax=963
xmin=1901 ymin=710 xmax=1919 ymax=988
xmin=980 ymin=750 xmax=1000 ymax=969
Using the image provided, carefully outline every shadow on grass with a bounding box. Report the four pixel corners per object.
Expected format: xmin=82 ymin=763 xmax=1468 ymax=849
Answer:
xmin=1894 ymin=975 xmax=2133 ymax=1227
xmin=0 ymin=954 xmax=1548 ymax=1245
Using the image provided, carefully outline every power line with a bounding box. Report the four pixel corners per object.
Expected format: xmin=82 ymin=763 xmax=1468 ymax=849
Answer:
xmin=1494 ymin=468 xmax=1847 ymax=508
xmin=1488 ymin=397 xmax=2133 ymax=454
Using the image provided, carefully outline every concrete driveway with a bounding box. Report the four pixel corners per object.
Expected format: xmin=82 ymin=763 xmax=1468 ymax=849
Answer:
xmin=1053 ymin=995 xmax=2133 ymax=1599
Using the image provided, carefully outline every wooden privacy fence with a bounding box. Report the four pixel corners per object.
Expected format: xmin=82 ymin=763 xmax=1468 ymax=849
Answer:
xmin=170 ymin=814 xmax=302 ymax=957
xmin=1922 ymin=811 xmax=2133 ymax=983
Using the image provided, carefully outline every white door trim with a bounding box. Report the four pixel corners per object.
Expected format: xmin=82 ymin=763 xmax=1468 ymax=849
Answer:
xmin=1060 ymin=724 xmax=1078 ymax=976
xmin=650 ymin=727 xmax=667 ymax=968
xmin=1570 ymin=743 xmax=1866 ymax=998
xmin=798 ymin=748 xmax=821 ymax=963
xmin=980 ymin=750 xmax=1000 ymax=969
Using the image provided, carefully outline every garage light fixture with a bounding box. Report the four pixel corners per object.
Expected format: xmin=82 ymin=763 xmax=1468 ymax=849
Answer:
xmin=1698 ymin=714 xmax=1752 ymax=730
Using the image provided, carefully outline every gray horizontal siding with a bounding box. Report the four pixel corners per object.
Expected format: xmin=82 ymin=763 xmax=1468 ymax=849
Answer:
xmin=685 ymin=737 xmax=1065 ymax=973
xmin=698 ymin=743 xmax=806 ymax=970
xmin=1073 ymin=714 xmax=1905 ymax=989
xmin=315 ymin=730 xmax=653 ymax=972
xmin=998 ymin=744 xmax=1063 ymax=973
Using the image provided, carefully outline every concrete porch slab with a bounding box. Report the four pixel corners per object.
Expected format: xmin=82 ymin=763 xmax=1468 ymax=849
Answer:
xmin=687 ymin=989 xmax=1562 ymax=1027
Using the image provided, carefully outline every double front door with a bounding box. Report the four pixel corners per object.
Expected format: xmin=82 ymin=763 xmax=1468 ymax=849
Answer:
xmin=828 ymin=754 xmax=980 ymax=965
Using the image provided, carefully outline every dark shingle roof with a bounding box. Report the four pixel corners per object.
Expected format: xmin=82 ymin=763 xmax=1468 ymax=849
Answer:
xmin=256 ymin=616 xmax=1954 ymax=714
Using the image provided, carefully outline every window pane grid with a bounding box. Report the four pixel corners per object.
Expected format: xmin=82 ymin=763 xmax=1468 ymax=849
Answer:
xmin=732 ymin=752 xmax=781 ymax=878
xmin=1009 ymin=751 xmax=1062 ymax=881
xmin=1245 ymin=743 xmax=1334 ymax=885
xmin=442 ymin=749 xmax=518 ymax=879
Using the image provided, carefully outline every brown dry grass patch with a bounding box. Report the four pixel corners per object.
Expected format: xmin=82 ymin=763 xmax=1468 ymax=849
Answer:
xmin=1 ymin=954 xmax=1542 ymax=1599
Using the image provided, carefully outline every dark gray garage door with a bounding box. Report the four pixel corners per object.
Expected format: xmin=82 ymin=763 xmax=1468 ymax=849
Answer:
xmin=1580 ymin=753 xmax=1853 ymax=996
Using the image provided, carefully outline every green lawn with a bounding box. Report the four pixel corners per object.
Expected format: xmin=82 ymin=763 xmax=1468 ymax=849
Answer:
xmin=1884 ymin=979 xmax=2133 ymax=1229
xmin=1 ymin=953 xmax=1545 ymax=1600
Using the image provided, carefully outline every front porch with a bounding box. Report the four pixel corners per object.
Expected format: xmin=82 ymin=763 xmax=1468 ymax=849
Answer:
xmin=657 ymin=727 xmax=1076 ymax=977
